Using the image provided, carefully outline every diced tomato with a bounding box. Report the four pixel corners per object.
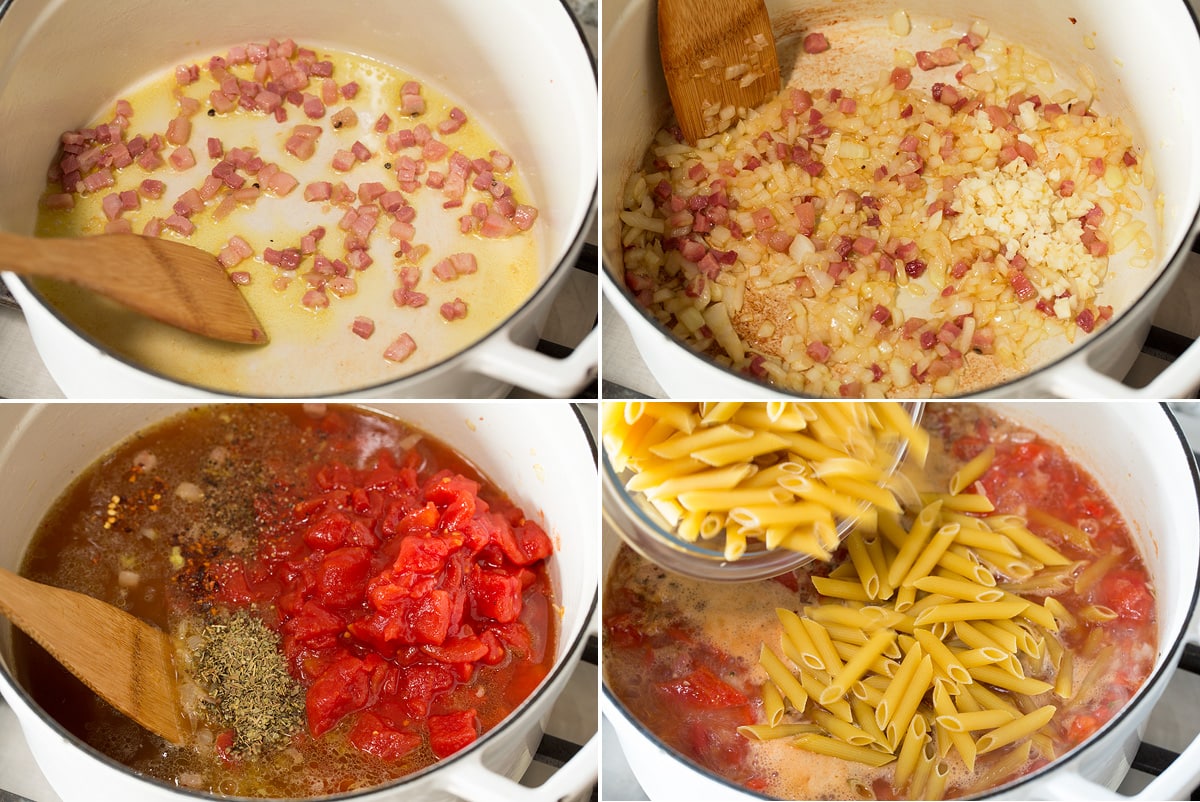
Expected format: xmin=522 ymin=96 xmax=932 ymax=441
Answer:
xmin=304 ymin=511 xmax=352 ymax=550
xmin=349 ymin=712 xmax=422 ymax=760
xmin=282 ymin=600 xmax=345 ymax=653
xmin=316 ymin=546 xmax=373 ymax=608
xmin=306 ymin=654 xmax=370 ymax=736
xmin=470 ymin=567 xmax=523 ymax=623
xmin=428 ymin=710 xmax=479 ymax=758
xmin=1067 ymin=713 xmax=1102 ymax=745
xmin=192 ymin=410 xmax=555 ymax=767
xmin=214 ymin=728 xmax=238 ymax=765
xmin=1099 ymin=569 xmax=1154 ymax=621
xmin=398 ymin=664 xmax=456 ymax=718
xmin=658 ymin=666 xmax=749 ymax=709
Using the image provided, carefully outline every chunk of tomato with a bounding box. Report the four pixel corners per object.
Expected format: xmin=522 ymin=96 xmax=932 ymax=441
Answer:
xmin=470 ymin=567 xmax=523 ymax=623
xmin=1099 ymin=569 xmax=1154 ymax=621
xmin=349 ymin=712 xmax=421 ymax=760
xmin=658 ymin=666 xmax=749 ymax=709
xmin=316 ymin=546 xmax=373 ymax=608
xmin=307 ymin=654 xmax=370 ymax=736
xmin=428 ymin=709 xmax=479 ymax=758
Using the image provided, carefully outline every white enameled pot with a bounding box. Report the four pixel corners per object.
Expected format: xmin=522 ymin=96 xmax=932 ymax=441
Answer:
xmin=601 ymin=0 xmax=1200 ymax=399
xmin=0 ymin=402 xmax=598 ymax=802
xmin=603 ymin=402 xmax=1200 ymax=800
xmin=0 ymin=0 xmax=597 ymax=399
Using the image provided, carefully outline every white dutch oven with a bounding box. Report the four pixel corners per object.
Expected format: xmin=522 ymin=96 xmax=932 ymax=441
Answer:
xmin=603 ymin=402 xmax=1200 ymax=799
xmin=602 ymin=0 xmax=1200 ymax=398
xmin=0 ymin=402 xmax=598 ymax=801
xmin=0 ymin=0 xmax=597 ymax=399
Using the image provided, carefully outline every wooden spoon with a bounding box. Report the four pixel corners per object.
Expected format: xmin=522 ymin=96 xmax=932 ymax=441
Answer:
xmin=658 ymin=0 xmax=781 ymax=145
xmin=0 ymin=566 xmax=187 ymax=745
xmin=0 ymin=231 xmax=267 ymax=345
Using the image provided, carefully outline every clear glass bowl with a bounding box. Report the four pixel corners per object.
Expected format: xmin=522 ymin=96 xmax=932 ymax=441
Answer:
xmin=602 ymin=402 xmax=925 ymax=582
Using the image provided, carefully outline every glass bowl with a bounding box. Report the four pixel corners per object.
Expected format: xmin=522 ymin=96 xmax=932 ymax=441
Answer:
xmin=602 ymin=402 xmax=925 ymax=582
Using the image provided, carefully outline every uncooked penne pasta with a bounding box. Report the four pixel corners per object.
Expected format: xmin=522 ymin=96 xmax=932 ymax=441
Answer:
xmin=949 ymin=445 xmax=994 ymax=495
xmin=759 ymin=644 xmax=808 ymax=712
xmin=975 ymin=705 xmax=1056 ymax=754
xmin=792 ymin=734 xmax=896 ymax=767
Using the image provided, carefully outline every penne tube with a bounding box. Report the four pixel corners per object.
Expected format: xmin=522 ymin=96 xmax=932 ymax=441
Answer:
xmin=938 ymin=547 xmax=997 ymax=586
xmin=865 ymin=532 xmax=896 ymax=600
xmin=778 ymin=475 xmax=877 ymax=527
xmin=991 ymin=520 xmax=1070 ymax=566
xmin=649 ymin=423 xmax=754 ymax=459
xmin=698 ymin=512 xmax=726 ymax=540
xmin=936 ymin=708 xmax=1018 ymax=732
xmin=1025 ymin=508 xmax=1092 ymax=548
xmin=886 ymin=655 xmax=934 ymax=744
xmin=914 ymin=628 xmax=973 ymax=686
xmin=921 ymin=492 xmax=996 ymax=513
xmin=950 ymin=445 xmax=995 ymax=495
xmin=724 ymin=527 xmax=748 ymax=561
xmin=649 ymin=464 xmax=758 ymax=498
xmin=812 ymin=576 xmax=873 ymax=602
xmin=975 ymin=705 xmax=1056 ymax=754
xmin=813 ymin=709 xmax=876 ymax=746
xmin=914 ymin=575 xmax=1004 ymax=602
xmin=824 ymin=474 xmax=902 ymax=513
xmin=951 ymin=526 xmax=1022 ymax=557
xmin=737 ymin=722 xmax=821 ymax=740
xmin=893 ymin=715 xmax=929 ymax=790
xmin=875 ymin=401 xmax=929 ymax=466
xmin=699 ymin=401 xmax=744 ymax=424
xmin=967 ymin=665 xmax=1054 ymax=695
xmin=845 ymin=533 xmax=883 ymax=599
xmin=732 ymin=404 xmax=809 ymax=431
xmin=777 ymin=608 xmax=825 ymax=671
xmin=876 ymin=643 xmax=925 ymax=730
xmin=802 ymin=617 xmax=846 ymax=675
xmin=623 ymin=455 xmax=710 ymax=491
xmin=676 ymin=486 xmax=790 ymax=511
xmin=694 ymin=431 xmax=790 ymax=467
xmin=792 ymin=734 xmax=896 ymax=767
xmin=887 ymin=500 xmax=943 ymax=587
xmin=759 ymin=644 xmax=808 ymax=712
xmin=901 ymin=524 xmax=960 ymax=587
xmin=638 ymin=401 xmax=699 ymax=433
xmin=822 ymin=629 xmax=897 ymax=704
xmin=914 ymin=599 xmax=1030 ymax=626
xmin=1054 ymin=651 xmax=1074 ymax=699
xmin=728 ymin=501 xmax=832 ymax=529
xmin=974 ymin=739 xmax=1033 ymax=789
xmin=761 ymin=678 xmax=785 ymax=725
xmin=851 ymin=696 xmax=892 ymax=748
xmin=1080 ymin=552 xmax=1123 ymax=595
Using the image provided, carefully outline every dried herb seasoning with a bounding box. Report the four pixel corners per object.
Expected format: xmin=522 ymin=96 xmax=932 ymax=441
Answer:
xmin=193 ymin=611 xmax=305 ymax=756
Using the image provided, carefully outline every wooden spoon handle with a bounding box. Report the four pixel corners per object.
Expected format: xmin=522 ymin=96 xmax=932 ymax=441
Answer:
xmin=0 ymin=230 xmax=102 ymax=282
xmin=0 ymin=566 xmax=187 ymax=745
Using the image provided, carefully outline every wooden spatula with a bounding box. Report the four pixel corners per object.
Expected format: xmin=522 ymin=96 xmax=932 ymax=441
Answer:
xmin=658 ymin=0 xmax=781 ymax=145
xmin=0 ymin=566 xmax=187 ymax=745
xmin=0 ymin=231 xmax=267 ymax=345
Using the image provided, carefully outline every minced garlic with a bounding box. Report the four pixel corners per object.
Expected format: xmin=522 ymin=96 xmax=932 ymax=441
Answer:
xmin=952 ymin=159 xmax=1096 ymax=317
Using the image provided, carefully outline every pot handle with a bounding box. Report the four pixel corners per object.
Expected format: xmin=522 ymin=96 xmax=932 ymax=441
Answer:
xmin=433 ymin=731 xmax=599 ymax=802
xmin=1027 ymin=625 xmax=1200 ymax=801
xmin=1046 ymin=344 xmax=1200 ymax=398
xmin=466 ymin=327 xmax=598 ymax=398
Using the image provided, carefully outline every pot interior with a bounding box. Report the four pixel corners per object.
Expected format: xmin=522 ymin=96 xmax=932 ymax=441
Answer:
xmin=0 ymin=0 xmax=596 ymax=396
xmin=601 ymin=401 xmax=1200 ymax=798
xmin=601 ymin=0 xmax=1200 ymax=396
xmin=0 ymin=402 xmax=598 ymax=796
